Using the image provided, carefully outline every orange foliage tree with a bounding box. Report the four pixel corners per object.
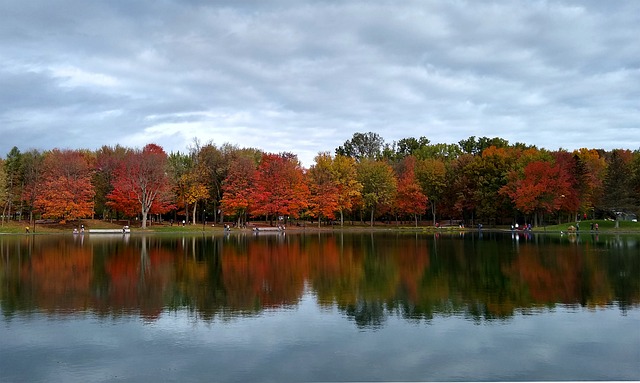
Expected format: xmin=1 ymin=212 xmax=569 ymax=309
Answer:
xmin=221 ymin=155 xmax=257 ymax=226
xmin=573 ymin=148 xmax=606 ymax=218
xmin=395 ymin=156 xmax=428 ymax=226
xmin=307 ymin=152 xmax=340 ymax=227
xmin=35 ymin=149 xmax=95 ymax=223
xmin=250 ymin=153 xmax=309 ymax=225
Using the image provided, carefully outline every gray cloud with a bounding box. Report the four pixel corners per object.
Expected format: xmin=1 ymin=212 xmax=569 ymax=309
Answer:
xmin=1 ymin=0 xmax=638 ymax=165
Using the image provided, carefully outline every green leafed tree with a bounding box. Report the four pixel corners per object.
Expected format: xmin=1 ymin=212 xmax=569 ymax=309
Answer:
xmin=331 ymin=155 xmax=362 ymax=226
xmin=601 ymin=149 xmax=636 ymax=227
xmin=21 ymin=149 xmax=45 ymax=225
xmin=336 ymin=132 xmax=385 ymax=162
xmin=0 ymin=159 xmax=7 ymax=225
xmin=357 ymin=159 xmax=397 ymax=226
xmin=415 ymin=157 xmax=447 ymax=225
xmin=3 ymin=146 xmax=23 ymax=221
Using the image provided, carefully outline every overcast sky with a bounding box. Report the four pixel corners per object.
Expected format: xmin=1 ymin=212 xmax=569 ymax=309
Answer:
xmin=1 ymin=0 xmax=638 ymax=166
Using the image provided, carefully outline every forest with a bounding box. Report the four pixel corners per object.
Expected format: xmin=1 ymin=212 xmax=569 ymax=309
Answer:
xmin=1 ymin=132 xmax=639 ymax=229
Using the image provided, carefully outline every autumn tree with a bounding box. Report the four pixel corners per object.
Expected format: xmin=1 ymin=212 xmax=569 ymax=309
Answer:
xmin=221 ymin=155 xmax=257 ymax=226
xmin=395 ymin=156 xmax=428 ymax=226
xmin=93 ymin=145 xmax=127 ymax=220
xmin=552 ymin=151 xmax=582 ymax=221
xmin=185 ymin=176 xmax=209 ymax=225
xmin=445 ymin=154 xmax=478 ymax=223
xmin=357 ymin=159 xmax=397 ymax=226
xmin=191 ymin=141 xmax=223 ymax=223
xmin=167 ymin=151 xmax=193 ymax=223
xmin=573 ymin=148 xmax=606 ymax=219
xmin=250 ymin=153 xmax=309 ymax=225
xmin=500 ymin=159 xmax=572 ymax=226
xmin=308 ymin=152 xmax=340 ymax=227
xmin=108 ymin=144 xmax=174 ymax=228
xmin=183 ymin=142 xmax=210 ymax=224
xmin=331 ymin=155 xmax=362 ymax=226
xmin=35 ymin=149 xmax=95 ymax=223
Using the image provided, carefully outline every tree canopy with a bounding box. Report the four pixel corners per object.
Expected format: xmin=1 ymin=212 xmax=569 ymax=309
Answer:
xmin=2 ymin=133 xmax=638 ymax=228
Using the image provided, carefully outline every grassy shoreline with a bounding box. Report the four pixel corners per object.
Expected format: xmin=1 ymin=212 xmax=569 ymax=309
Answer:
xmin=1 ymin=218 xmax=639 ymax=235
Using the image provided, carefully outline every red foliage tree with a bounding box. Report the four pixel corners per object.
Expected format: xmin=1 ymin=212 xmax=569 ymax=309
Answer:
xmin=500 ymin=160 xmax=571 ymax=226
xmin=107 ymin=144 xmax=174 ymax=228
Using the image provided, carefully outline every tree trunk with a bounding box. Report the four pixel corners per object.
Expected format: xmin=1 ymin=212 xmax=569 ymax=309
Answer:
xmin=141 ymin=210 xmax=148 ymax=229
xmin=431 ymin=201 xmax=437 ymax=226
xmin=1 ymin=202 xmax=7 ymax=225
xmin=370 ymin=208 xmax=375 ymax=227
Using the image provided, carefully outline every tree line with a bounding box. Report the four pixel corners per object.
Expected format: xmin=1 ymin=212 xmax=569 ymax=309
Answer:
xmin=1 ymin=133 xmax=639 ymax=228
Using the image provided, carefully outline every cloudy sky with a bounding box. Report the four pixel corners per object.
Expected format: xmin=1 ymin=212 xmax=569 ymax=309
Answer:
xmin=1 ymin=0 xmax=638 ymax=166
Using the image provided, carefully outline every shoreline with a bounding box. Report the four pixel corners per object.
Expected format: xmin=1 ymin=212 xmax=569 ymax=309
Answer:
xmin=2 ymin=225 xmax=639 ymax=236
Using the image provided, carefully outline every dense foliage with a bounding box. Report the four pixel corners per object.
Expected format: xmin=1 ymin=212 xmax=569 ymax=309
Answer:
xmin=2 ymin=133 xmax=639 ymax=227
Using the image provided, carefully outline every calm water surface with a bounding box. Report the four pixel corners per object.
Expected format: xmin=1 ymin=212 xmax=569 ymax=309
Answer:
xmin=1 ymin=231 xmax=638 ymax=382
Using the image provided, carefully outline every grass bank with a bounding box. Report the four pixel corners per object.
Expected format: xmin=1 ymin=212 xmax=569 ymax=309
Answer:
xmin=1 ymin=218 xmax=638 ymax=235
xmin=534 ymin=219 xmax=640 ymax=233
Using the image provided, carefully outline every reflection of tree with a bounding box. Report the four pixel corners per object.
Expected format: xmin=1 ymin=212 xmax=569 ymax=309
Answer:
xmin=0 ymin=233 xmax=638 ymax=326
xmin=602 ymin=236 xmax=640 ymax=312
xmin=342 ymin=300 xmax=387 ymax=329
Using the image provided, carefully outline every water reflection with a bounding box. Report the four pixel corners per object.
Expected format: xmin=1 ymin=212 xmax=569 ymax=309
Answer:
xmin=1 ymin=232 xmax=638 ymax=326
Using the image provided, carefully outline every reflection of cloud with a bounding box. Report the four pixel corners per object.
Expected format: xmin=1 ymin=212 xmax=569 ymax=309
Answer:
xmin=3 ymin=301 xmax=638 ymax=381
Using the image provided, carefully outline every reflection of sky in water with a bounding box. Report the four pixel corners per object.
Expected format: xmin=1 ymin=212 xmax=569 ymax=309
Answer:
xmin=2 ymin=292 xmax=639 ymax=382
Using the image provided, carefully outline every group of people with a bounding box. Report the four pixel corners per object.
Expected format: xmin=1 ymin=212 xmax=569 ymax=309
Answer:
xmin=511 ymin=223 xmax=533 ymax=231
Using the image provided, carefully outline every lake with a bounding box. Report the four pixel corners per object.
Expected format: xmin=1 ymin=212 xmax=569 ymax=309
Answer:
xmin=1 ymin=231 xmax=638 ymax=382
